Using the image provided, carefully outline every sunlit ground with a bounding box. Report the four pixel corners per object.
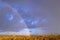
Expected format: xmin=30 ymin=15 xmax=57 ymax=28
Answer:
xmin=0 ymin=35 xmax=60 ymax=40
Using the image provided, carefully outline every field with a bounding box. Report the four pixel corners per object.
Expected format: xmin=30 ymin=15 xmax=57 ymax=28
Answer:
xmin=0 ymin=35 xmax=60 ymax=40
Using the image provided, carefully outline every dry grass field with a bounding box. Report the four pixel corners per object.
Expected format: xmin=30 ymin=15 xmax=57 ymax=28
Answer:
xmin=0 ymin=35 xmax=60 ymax=40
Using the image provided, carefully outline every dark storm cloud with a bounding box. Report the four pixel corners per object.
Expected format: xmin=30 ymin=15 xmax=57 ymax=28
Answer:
xmin=0 ymin=0 xmax=60 ymax=35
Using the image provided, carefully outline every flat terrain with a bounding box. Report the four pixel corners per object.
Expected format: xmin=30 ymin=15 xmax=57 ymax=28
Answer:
xmin=0 ymin=35 xmax=60 ymax=40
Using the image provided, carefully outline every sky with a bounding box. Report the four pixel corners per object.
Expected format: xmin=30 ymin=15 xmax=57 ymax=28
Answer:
xmin=0 ymin=0 xmax=60 ymax=35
